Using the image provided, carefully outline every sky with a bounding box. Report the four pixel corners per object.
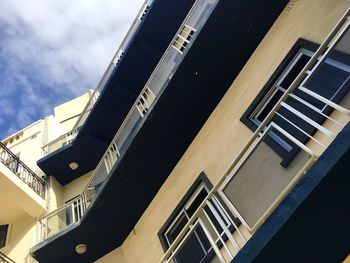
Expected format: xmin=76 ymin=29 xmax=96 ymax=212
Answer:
xmin=0 ymin=0 xmax=144 ymax=139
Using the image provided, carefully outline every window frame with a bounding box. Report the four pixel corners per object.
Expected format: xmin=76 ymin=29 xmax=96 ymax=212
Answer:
xmin=240 ymin=38 xmax=319 ymax=167
xmin=158 ymin=173 xmax=212 ymax=250
xmin=158 ymin=172 xmax=239 ymax=262
xmin=0 ymin=224 xmax=11 ymax=252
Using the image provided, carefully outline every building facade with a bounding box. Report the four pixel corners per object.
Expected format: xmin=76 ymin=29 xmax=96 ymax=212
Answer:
xmin=1 ymin=0 xmax=350 ymax=262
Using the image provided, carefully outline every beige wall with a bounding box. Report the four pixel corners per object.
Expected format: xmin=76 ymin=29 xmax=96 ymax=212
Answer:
xmin=0 ymin=91 xmax=93 ymax=262
xmin=0 ymin=163 xmax=46 ymax=221
xmin=44 ymin=115 xmax=64 ymax=147
xmin=53 ymin=90 xmax=93 ymax=133
xmin=63 ymin=171 xmax=92 ymax=203
xmin=1 ymin=0 xmax=349 ymax=262
xmin=94 ymin=247 xmax=125 ymax=263
xmin=3 ymin=217 xmax=36 ymax=263
xmin=47 ymin=176 xmax=64 ymax=212
xmin=3 ymin=120 xmax=45 ymax=174
xmin=1 ymin=90 xmax=93 ymax=175
xmin=46 ymin=167 xmax=93 ymax=212
xmin=116 ymin=1 xmax=350 ymax=262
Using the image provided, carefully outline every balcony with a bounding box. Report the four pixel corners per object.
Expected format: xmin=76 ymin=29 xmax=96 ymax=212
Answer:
xmin=0 ymin=142 xmax=45 ymax=198
xmin=31 ymin=0 xmax=289 ymax=262
xmin=0 ymin=252 xmax=15 ymax=263
xmin=159 ymin=11 xmax=350 ymax=263
xmin=37 ymin=0 xmax=198 ymax=185
xmin=0 ymin=142 xmax=46 ymax=221
xmin=35 ymin=0 xmax=223 ymax=245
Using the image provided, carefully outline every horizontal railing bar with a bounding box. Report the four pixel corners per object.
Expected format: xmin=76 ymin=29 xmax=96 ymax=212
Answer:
xmin=41 ymin=196 xmax=82 ymax=220
xmin=299 ymin=86 xmax=350 ymax=115
xmin=280 ymin=102 xmax=335 ymax=138
xmin=287 ymin=92 xmax=345 ymax=128
xmin=0 ymin=252 xmax=16 ymax=263
xmin=274 ymin=111 xmax=327 ymax=149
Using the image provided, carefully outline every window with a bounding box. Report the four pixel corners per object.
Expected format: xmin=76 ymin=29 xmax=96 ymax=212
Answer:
xmin=241 ymin=38 xmax=350 ymax=166
xmin=0 ymin=225 xmax=10 ymax=250
xmin=158 ymin=173 xmax=240 ymax=263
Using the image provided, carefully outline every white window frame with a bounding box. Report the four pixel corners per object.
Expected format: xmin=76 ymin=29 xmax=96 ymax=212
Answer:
xmin=249 ymin=47 xmax=350 ymax=153
xmin=162 ymin=181 xmax=235 ymax=263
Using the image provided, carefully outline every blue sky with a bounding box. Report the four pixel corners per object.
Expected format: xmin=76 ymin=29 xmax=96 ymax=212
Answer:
xmin=0 ymin=0 xmax=143 ymax=139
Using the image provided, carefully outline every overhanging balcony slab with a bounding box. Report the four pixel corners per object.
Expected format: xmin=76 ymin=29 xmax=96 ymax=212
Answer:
xmin=0 ymin=163 xmax=46 ymax=221
xmin=37 ymin=0 xmax=197 ymax=185
xmin=31 ymin=0 xmax=289 ymax=262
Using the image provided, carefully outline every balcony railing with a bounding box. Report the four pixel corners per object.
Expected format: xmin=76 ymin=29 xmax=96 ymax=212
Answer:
xmin=41 ymin=0 xmax=153 ymax=157
xmin=35 ymin=0 xmax=220 ymax=244
xmin=0 ymin=252 xmax=16 ymax=263
xmin=159 ymin=8 xmax=350 ymax=263
xmin=0 ymin=142 xmax=46 ymax=199
xmin=36 ymin=195 xmax=86 ymax=241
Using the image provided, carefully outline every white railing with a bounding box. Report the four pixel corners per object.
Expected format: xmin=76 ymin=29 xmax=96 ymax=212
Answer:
xmin=36 ymin=195 xmax=86 ymax=242
xmin=159 ymin=8 xmax=350 ymax=263
xmin=41 ymin=128 xmax=78 ymax=157
xmin=0 ymin=252 xmax=15 ymax=263
xmin=41 ymin=0 xmax=153 ymax=157
xmin=35 ymin=0 xmax=219 ymax=243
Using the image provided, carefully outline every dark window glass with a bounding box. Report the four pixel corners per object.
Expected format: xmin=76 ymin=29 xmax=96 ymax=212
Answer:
xmin=280 ymin=54 xmax=310 ymax=88
xmin=0 ymin=225 xmax=9 ymax=249
xmin=241 ymin=38 xmax=350 ymax=167
xmin=185 ymin=188 xmax=207 ymax=218
xmin=175 ymin=226 xmax=208 ymax=263
xmin=166 ymin=213 xmax=188 ymax=244
xmin=256 ymin=89 xmax=285 ymax=123
xmin=159 ymin=174 xmax=239 ymax=263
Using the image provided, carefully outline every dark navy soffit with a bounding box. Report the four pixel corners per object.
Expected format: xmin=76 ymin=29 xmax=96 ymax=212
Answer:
xmin=31 ymin=0 xmax=289 ymax=262
xmin=37 ymin=0 xmax=196 ymax=185
xmin=232 ymin=123 xmax=350 ymax=263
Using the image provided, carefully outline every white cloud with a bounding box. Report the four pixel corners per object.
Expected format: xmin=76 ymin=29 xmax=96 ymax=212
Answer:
xmin=0 ymin=0 xmax=144 ymax=138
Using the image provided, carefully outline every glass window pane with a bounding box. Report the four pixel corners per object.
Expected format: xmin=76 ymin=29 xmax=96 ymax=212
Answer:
xmin=173 ymin=224 xmax=208 ymax=263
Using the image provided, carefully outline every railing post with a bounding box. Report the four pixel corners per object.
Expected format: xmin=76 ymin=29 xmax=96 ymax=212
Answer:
xmin=0 ymin=251 xmax=16 ymax=263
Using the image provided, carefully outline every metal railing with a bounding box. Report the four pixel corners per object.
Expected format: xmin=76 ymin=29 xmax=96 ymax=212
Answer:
xmin=35 ymin=0 xmax=220 ymax=243
xmin=0 ymin=142 xmax=46 ymax=199
xmin=0 ymin=252 xmax=16 ymax=263
xmin=41 ymin=0 xmax=153 ymax=157
xmin=41 ymin=129 xmax=77 ymax=156
xmin=36 ymin=195 xmax=86 ymax=242
xmin=159 ymin=8 xmax=350 ymax=263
